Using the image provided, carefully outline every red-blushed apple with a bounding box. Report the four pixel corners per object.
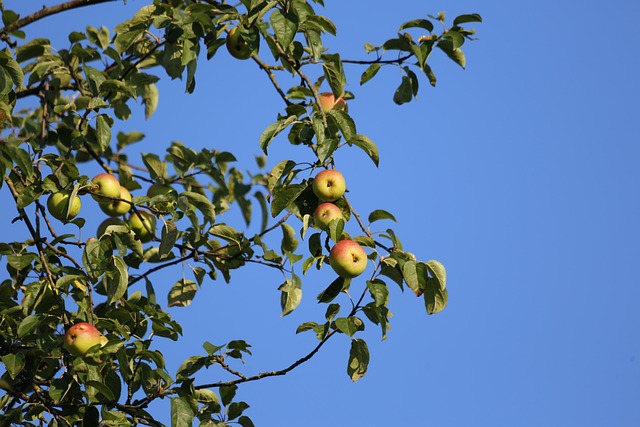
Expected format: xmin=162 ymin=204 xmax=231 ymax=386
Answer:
xmin=318 ymin=92 xmax=348 ymax=113
xmin=64 ymin=322 xmax=108 ymax=357
xmin=91 ymin=173 xmax=121 ymax=202
xmin=99 ymin=185 xmax=132 ymax=216
xmin=329 ymin=239 xmax=367 ymax=279
xmin=312 ymin=169 xmax=346 ymax=202
xmin=129 ymin=211 xmax=157 ymax=242
xmin=47 ymin=191 xmax=82 ymax=222
xmin=97 ymin=217 xmax=128 ymax=237
xmin=313 ymin=202 xmax=343 ymax=231
xmin=226 ymin=27 xmax=254 ymax=60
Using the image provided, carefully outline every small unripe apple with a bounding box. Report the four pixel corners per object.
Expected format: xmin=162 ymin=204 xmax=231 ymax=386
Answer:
xmin=99 ymin=186 xmax=132 ymax=216
xmin=313 ymin=202 xmax=343 ymax=231
xmin=129 ymin=211 xmax=157 ymax=243
xmin=47 ymin=191 xmax=82 ymax=222
xmin=64 ymin=322 xmax=108 ymax=357
xmin=329 ymin=239 xmax=367 ymax=279
xmin=147 ymin=183 xmax=176 ymax=198
xmin=312 ymin=169 xmax=346 ymax=202
xmin=97 ymin=217 xmax=127 ymax=237
xmin=91 ymin=173 xmax=121 ymax=202
xmin=318 ymin=92 xmax=348 ymax=113
xmin=226 ymin=27 xmax=254 ymax=60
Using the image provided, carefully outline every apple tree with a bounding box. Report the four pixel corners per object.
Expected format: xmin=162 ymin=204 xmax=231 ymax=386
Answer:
xmin=0 ymin=1 xmax=481 ymax=425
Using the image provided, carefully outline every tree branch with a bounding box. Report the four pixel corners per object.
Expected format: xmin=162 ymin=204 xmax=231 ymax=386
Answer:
xmin=0 ymin=0 xmax=119 ymax=37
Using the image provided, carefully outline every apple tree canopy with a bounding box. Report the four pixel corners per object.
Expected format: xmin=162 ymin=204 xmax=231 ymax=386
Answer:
xmin=0 ymin=1 xmax=481 ymax=425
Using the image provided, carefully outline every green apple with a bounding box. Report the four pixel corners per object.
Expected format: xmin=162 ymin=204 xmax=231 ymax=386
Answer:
xmin=147 ymin=183 xmax=176 ymax=198
xmin=91 ymin=173 xmax=121 ymax=202
xmin=312 ymin=169 xmax=346 ymax=202
xmin=47 ymin=191 xmax=82 ymax=222
xmin=329 ymin=239 xmax=367 ymax=279
xmin=318 ymin=92 xmax=348 ymax=113
xmin=97 ymin=217 xmax=127 ymax=237
xmin=226 ymin=27 xmax=254 ymax=60
xmin=64 ymin=322 xmax=108 ymax=357
xmin=313 ymin=202 xmax=343 ymax=231
xmin=129 ymin=211 xmax=157 ymax=243
xmin=99 ymin=186 xmax=132 ymax=216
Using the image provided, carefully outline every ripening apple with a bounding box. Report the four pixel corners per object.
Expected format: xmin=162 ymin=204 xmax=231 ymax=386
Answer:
xmin=147 ymin=183 xmax=176 ymax=198
xmin=129 ymin=211 xmax=157 ymax=243
xmin=99 ymin=186 xmax=132 ymax=216
xmin=97 ymin=217 xmax=127 ymax=237
xmin=64 ymin=322 xmax=108 ymax=357
xmin=313 ymin=202 xmax=343 ymax=231
xmin=91 ymin=173 xmax=121 ymax=202
xmin=312 ymin=169 xmax=346 ymax=202
xmin=226 ymin=27 xmax=254 ymax=60
xmin=329 ymin=239 xmax=367 ymax=279
xmin=47 ymin=191 xmax=82 ymax=222
xmin=318 ymin=92 xmax=348 ymax=113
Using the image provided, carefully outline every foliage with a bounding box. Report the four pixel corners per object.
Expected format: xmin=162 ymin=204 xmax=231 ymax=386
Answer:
xmin=0 ymin=1 xmax=480 ymax=425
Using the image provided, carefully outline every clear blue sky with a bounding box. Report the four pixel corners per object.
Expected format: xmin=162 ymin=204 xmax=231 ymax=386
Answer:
xmin=6 ymin=0 xmax=640 ymax=426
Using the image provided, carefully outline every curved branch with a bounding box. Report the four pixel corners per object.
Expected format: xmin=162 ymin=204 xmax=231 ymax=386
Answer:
xmin=0 ymin=0 xmax=118 ymax=37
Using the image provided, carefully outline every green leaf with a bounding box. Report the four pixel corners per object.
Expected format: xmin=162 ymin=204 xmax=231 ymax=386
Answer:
xmin=83 ymin=406 xmax=100 ymax=427
xmin=171 ymin=397 xmax=195 ymax=427
xmin=279 ymin=274 xmax=302 ymax=316
xmin=348 ymin=134 xmax=379 ymax=166
xmin=271 ymin=183 xmax=307 ymax=217
xmin=442 ymin=30 xmax=465 ymax=50
xmin=393 ymin=75 xmax=413 ymax=105
xmin=368 ymin=209 xmax=397 ymax=223
xmin=15 ymin=38 xmax=50 ymax=63
xmin=424 ymin=285 xmax=448 ymax=315
xmin=360 ymin=63 xmax=381 ymax=85
xmin=453 ymin=13 xmax=483 ymax=26
xmin=322 ymin=53 xmax=345 ymax=98
xmin=96 ymin=114 xmax=112 ymax=151
xmin=1 ymin=353 xmax=25 ymax=379
xmin=227 ymin=401 xmax=250 ymax=421
xmin=160 ymin=222 xmax=178 ymax=259
xmin=182 ymin=191 xmax=216 ymax=225
xmin=317 ymin=276 xmax=345 ymax=303
xmin=270 ymin=9 xmax=299 ymax=50
xmin=367 ymin=279 xmax=389 ymax=306
xmin=398 ymin=18 xmax=434 ymax=33
xmin=347 ymin=338 xmax=369 ymax=381
xmin=260 ymin=116 xmax=297 ymax=154
xmin=220 ymin=384 xmax=237 ymax=407
xmin=105 ymin=256 xmax=128 ymax=304
xmin=426 ymin=259 xmax=446 ymax=290
xmin=402 ymin=260 xmax=427 ymax=296
xmin=437 ymin=41 xmax=466 ymax=69
xmin=86 ymin=380 xmax=116 ymax=401
xmin=168 ymin=279 xmax=198 ymax=307
xmin=335 ymin=316 xmax=363 ymax=337
xmin=281 ymin=223 xmax=299 ymax=253
xmin=327 ymin=109 xmax=356 ymax=140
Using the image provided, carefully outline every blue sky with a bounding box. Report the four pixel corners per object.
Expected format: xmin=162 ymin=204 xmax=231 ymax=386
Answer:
xmin=5 ymin=0 xmax=640 ymax=426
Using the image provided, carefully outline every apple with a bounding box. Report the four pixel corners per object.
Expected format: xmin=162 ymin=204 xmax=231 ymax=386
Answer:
xmin=147 ymin=183 xmax=176 ymax=198
xmin=99 ymin=186 xmax=132 ymax=216
xmin=47 ymin=191 xmax=82 ymax=222
xmin=91 ymin=173 xmax=121 ymax=202
xmin=129 ymin=211 xmax=156 ymax=242
xmin=312 ymin=169 xmax=346 ymax=202
xmin=226 ymin=27 xmax=254 ymax=60
xmin=318 ymin=92 xmax=348 ymax=113
xmin=97 ymin=217 xmax=127 ymax=237
xmin=64 ymin=322 xmax=108 ymax=357
xmin=329 ymin=239 xmax=367 ymax=279
xmin=313 ymin=202 xmax=343 ymax=231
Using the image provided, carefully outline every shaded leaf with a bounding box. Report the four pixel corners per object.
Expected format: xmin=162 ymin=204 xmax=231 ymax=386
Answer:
xmin=368 ymin=209 xmax=397 ymax=223
xmin=168 ymin=279 xmax=198 ymax=307
xmin=348 ymin=134 xmax=379 ymax=166
xmin=347 ymin=338 xmax=369 ymax=381
xmin=171 ymin=397 xmax=195 ymax=427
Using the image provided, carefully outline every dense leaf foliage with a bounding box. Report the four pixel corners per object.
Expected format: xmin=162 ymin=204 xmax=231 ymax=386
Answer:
xmin=0 ymin=1 xmax=480 ymax=425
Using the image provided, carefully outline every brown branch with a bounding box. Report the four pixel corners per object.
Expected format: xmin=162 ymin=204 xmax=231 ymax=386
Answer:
xmin=0 ymin=0 xmax=118 ymax=37
xmin=195 ymin=329 xmax=337 ymax=389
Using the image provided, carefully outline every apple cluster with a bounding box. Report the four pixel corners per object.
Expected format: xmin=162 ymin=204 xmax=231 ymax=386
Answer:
xmin=46 ymin=172 xmax=162 ymax=243
xmin=311 ymin=169 xmax=368 ymax=279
